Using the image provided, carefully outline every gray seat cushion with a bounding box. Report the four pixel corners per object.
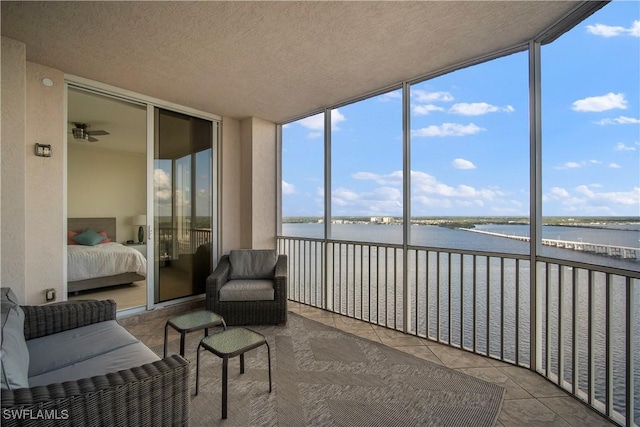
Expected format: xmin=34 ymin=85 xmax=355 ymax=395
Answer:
xmin=1 ymin=288 xmax=29 ymax=390
xmin=27 ymin=320 xmax=140 ymax=377
xmin=219 ymin=279 xmax=275 ymax=301
xmin=229 ymin=250 xmax=276 ymax=280
xmin=29 ymin=341 xmax=159 ymax=387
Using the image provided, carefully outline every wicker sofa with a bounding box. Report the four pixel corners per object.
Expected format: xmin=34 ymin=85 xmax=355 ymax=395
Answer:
xmin=206 ymin=249 xmax=287 ymax=326
xmin=0 ymin=297 xmax=189 ymax=427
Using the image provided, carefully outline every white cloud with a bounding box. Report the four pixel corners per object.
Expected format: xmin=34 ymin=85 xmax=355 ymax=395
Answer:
xmin=298 ymin=108 xmax=346 ymax=131
xmin=411 ymin=123 xmax=485 ymax=138
xmin=282 ymin=180 xmax=296 ymax=195
xmin=307 ymin=131 xmax=322 ymax=139
xmin=353 ymin=171 xmax=402 ymax=186
xmin=572 ymin=93 xmax=627 ymax=112
xmin=556 ymin=160 xmax=602 ymax=170
xmin=412 ymin=90 xmax=454 ymax=103
xmin=154 ymin=168 xmax=172 ymax=203
xmin=448 ymin=102 xmax=515 ymax=116
xmin=595 ymin=116 xmax=640 ymax=125
xmin=379 ymin=90 xmax=402 ymax=102
xmin=412 ymin=104 xmax=444 ymax=116
xmin=608 ymin=163 xmax=622 ymax=169
xmin=330 ymin=169 xmax=516 ymax=215
xmin=411 ymin=170 xmax=503 ymax=200
xmin=557 ymin=161 xmax=581 ymax=169
xmin=587 ymin=20 xmax=640 ymax=37
xmin=452 ymin=158 xmax=476 ymax=169
xmin=575 ymin=185 xmax=640 ymax=205
xmin=549 ymin=187 xmax=570 ymax=198
xmin=544 ymin=184 xmax=640 ymax=214
xmin=615 ymin=143 xmax=636 ymax=151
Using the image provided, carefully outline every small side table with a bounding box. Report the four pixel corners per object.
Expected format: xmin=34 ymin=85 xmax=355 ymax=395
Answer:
xmin=195 ymin=327 xmax=272 ymax=419
xmin=163 ymin=310 xmax=226 ymax=358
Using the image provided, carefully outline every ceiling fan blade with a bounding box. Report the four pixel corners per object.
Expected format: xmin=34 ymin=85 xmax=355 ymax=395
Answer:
xmin=87 ymin=136 xmax=99 ymax=142
xmin=87 ymin=130 xmax=109 ymax=136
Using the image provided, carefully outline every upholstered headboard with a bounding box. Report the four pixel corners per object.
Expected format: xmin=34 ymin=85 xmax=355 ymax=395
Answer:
xmin=68 ymin=217 xmax=116 ymax=241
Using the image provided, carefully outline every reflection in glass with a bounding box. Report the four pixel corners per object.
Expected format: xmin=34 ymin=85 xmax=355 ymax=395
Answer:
xmin=154 ymin=108 xmax=216 ymax=303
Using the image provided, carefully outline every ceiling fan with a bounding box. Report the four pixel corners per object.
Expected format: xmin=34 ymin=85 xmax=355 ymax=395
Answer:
xmin=71 ymin=122 xmax=110 ymax=142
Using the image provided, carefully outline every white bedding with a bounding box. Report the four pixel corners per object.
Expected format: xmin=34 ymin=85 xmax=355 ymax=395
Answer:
xmin=68 ymin=242 xmax=147 ymax=282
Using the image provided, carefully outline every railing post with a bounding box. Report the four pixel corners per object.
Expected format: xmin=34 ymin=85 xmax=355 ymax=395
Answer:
xmin=626 ymin=277 xmax=635 ymax=427
xmin=529 ymin=40 xmax=543 ymax=372
xmin=402 ymin=81 xmax=411 ymax=333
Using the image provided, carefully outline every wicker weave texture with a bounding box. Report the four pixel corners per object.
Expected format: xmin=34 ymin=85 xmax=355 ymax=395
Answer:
xmin=206 ymin=254 xmax=288 ymax=326
xmin=1 ymin=301 xmax=190 ymax=427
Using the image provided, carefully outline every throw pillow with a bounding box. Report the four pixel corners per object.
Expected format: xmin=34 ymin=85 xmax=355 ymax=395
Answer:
xmin=229 ymin=250 xmax=277 ymax=280
xmin=98 ymin=230 xmax=112 ymax=244
xmin=67 ymin=230 xmax=80 ymax=245
xmin=73 ymin=228 xmax=106 ymax=246
xmin=0 ymin=288 xmax=30 ymax=390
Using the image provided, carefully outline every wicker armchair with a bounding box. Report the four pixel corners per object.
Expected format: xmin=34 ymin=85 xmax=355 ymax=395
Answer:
xmin=206 ymin=250 xmax=287 ymax=326
xmin=0 ymin=300 xmax=190 ymax=427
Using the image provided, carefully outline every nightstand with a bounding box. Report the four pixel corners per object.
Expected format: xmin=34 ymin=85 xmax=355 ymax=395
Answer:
xmin=124 ymin=242 xmax=147 ymax=259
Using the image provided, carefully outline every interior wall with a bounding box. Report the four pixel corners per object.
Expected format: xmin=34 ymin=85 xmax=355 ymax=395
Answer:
xmin=1 ymin=37 xmax=27 ymax=303
xmin=67 ymin=144 xmax=146 ymax=243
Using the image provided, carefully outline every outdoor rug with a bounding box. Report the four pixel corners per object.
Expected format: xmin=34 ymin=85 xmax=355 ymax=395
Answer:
xmin=156 ymin=312 xmax=505 ymax=427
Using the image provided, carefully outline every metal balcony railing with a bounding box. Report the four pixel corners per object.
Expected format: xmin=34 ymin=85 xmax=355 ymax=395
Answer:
xmin=277 ymin=236 xmax=640 ymax=427
xmin=157 ymin=227 xmax=211 ymax=258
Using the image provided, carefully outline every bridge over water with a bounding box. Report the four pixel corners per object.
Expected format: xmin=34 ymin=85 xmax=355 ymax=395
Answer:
xmin=463 ymin=228 xmax=640 ymax=260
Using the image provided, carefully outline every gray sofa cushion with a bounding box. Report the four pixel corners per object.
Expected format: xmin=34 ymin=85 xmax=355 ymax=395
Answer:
xmin=29 ymin=341 xmax=159 ymax=387
xmin=219 ymin=279 xmax=275 ymax=301
xmin=27 ymin=320 xmax=140 ymax=377
xmin=229 ymin=250 xmax=276 ymax=280
xmin=0 ymin=288 xmax=29 ymax=390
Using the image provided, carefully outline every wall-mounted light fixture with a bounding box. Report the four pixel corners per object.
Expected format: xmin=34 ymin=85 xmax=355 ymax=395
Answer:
xmin=35 ymin=143 xmax=52 ymax=157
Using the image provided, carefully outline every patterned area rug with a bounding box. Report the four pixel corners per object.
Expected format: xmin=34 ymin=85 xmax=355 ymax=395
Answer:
xmin=155 ymin=312 xmax=504 ymax=426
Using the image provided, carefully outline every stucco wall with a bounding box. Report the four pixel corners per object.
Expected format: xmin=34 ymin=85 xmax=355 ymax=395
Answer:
xmin=24 ymin=62 xmax=65 ymax=304
xmin=1 ymin=37 xmax=27 ymax=303
xmin=250 ymin=117 xmax=276 ymax=249
xmin=238 ymin=117 xmax=276 ymax=250
xmin=1 ymin=36 xmax=277 ymax=304
xmin=220 ymin=117 xmax=242 ymax=255
xmin=67 ymin=144 xmax=146 ymax=243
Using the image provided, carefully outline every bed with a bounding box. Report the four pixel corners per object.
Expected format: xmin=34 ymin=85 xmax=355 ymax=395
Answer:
xmin=67 ymin=217 xmax=147 ymax=294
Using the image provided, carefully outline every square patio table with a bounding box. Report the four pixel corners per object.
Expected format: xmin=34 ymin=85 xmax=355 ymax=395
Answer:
xmin=163 ymin=310 xmax=226 ymax=358
xmin=195 ymin=327 xmax=272 ymax=419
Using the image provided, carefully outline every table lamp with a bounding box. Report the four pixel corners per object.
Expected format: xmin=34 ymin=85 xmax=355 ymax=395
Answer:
xmin=133 ymin=215 xmax=147 ymax=243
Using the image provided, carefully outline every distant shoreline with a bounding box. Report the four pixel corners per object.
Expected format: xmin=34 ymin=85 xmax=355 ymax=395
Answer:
xmin=282 ymin=216 xmax=640 ymax=231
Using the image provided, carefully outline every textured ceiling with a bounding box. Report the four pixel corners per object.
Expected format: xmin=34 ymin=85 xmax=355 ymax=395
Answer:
xmin=2 ymin=1 xmax=583 ymax=123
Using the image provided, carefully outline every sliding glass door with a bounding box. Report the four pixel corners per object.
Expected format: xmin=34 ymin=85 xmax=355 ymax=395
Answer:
xmin=153 ymin=107 xmax=217 ymax=303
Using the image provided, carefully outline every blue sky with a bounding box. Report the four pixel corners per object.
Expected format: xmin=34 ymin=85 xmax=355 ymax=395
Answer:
xmin=282 ymin=1 xmax=639 ymax=218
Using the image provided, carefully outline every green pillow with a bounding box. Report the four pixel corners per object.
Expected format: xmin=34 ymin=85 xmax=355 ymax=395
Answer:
xmin=72 ymin=228 xmax=106 ymax=246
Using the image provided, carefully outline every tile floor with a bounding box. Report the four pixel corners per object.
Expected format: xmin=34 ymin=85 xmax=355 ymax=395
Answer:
xmin=120 ymin=300 xmax=618 ymax=427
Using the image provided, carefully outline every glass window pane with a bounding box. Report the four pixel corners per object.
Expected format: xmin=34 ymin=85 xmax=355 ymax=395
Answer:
xmin=410 ymin=52 xmax=530 ymax=253
xmin=281 ymin=113 xmax=325 ymax=239
xmin=330 ymin=91 xmax=403 ymax=244
xmin=542 ymin=0 xmax=640 ymax=272
xmin=154 ymin=108 xmax=215 ymax=303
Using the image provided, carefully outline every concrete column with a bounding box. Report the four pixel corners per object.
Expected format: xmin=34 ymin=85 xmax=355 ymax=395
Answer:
xmin=1 ymin=37 xmax=27 ymax=303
